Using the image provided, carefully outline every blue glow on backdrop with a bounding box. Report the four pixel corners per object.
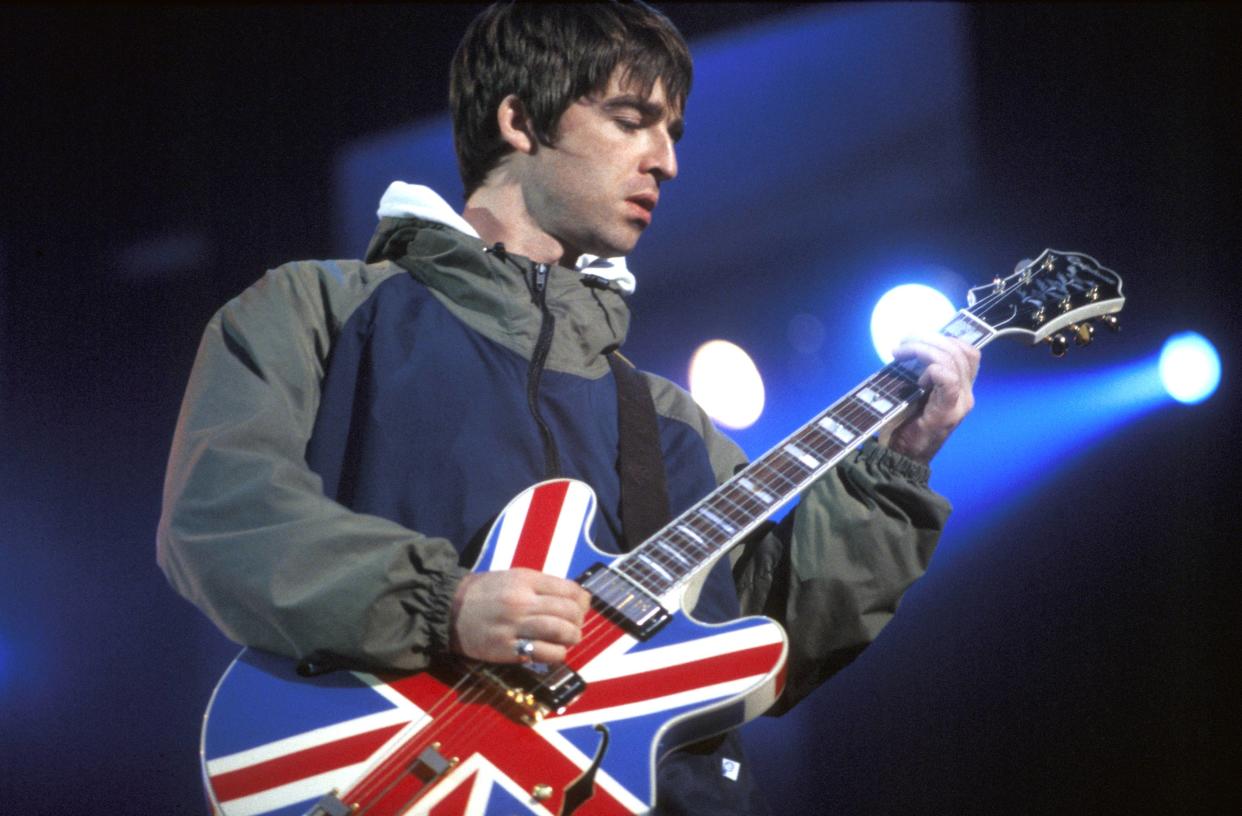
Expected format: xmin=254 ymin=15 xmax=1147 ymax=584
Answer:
xmin=1158 ymin=331 xmax=1221 ymax=404
xmin=0 ymin=633 xmax=9 ymax=695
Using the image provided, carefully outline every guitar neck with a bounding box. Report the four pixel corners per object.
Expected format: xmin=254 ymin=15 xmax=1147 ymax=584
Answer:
xmin=613 ymin=309 xmax=998 ymax=599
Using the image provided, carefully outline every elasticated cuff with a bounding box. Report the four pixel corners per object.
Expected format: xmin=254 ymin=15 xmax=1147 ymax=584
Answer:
xmin=422 ymin=564 xmax=472 ymax=654
xmin=853 ymin=438 xmax=932 ymax=485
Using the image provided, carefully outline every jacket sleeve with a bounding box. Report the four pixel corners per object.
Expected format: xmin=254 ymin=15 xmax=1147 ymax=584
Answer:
xmin=728 ymin=437 xmax=951 ymax=713
xmin=156 ymin=261 xmax=470 ymax=671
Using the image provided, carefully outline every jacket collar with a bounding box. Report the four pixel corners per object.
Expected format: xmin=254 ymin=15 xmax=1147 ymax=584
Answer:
xmin=373 ymin=182 xmax=637 ymax=295
xmin=364 ymin=186 xmax=631 ymax=377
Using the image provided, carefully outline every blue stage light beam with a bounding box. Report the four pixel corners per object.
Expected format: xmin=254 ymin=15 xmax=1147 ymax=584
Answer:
xmin=928 ymin=351 xmax=1177 ymax=546
xmin=870 ymin=284 xmax=958 ymax=363
xmin=1159 ymin=331 xmax=1221 ymax=404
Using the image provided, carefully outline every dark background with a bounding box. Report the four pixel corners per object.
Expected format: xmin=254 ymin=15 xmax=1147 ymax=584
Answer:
xmin=1 ymin=4 xmax=1238 ymax=814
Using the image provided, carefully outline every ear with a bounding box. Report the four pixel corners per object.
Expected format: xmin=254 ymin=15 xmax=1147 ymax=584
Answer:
xmin=496 ymin=94 xmax=536 ymax=155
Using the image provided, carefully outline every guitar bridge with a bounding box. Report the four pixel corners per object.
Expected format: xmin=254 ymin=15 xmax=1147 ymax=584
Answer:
xmin=484 ymin=661 xmax=587 ymax=722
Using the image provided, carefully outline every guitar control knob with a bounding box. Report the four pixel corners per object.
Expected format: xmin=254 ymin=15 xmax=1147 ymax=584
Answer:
xmin=1072 ymin=322 xmax=1094 ymax=346
xmin=1047 ymin=332 xmax=1069 ymax=357
xmin=1099 ymin=314 xmax=1121 ymax=332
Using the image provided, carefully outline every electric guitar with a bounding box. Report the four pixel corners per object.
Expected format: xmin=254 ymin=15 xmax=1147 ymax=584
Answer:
xmin=200 ymin=250 xmax=1125 ymax=816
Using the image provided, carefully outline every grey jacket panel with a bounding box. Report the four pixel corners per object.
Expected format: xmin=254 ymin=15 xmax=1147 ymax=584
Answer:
xmin=156 ymin=259 xmax=470 ymax=670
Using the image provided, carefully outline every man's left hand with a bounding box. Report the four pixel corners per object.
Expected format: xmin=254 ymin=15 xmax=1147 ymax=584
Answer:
xmin=883 ymin=335 xmax=980 ymax=464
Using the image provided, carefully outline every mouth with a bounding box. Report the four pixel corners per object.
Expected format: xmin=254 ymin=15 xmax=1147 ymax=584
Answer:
xmin=625 ymin=193 xmax=658 ymax=226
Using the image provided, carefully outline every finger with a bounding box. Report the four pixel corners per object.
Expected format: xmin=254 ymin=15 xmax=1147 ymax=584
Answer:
xmin=529 ymin=572 xmax=591 ymax=610
xmin=894 ymin=337 xmax=977 ymax=388
xmin=521 ymin=613 xmax=584 ymax=646
xmin=529 ymin=593 xmax=589 ymax=626
xmin=525 ymin=640 xmax=569 ymax=665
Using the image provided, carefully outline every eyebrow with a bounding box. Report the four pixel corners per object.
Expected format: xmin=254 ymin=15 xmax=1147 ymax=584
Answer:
xmin=602 ymin=95 xmax=685 ymax=142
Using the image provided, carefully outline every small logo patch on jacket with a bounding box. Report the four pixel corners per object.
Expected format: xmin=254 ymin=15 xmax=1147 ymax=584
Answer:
xmin=721 ymin=757 xmax=741 ymax=781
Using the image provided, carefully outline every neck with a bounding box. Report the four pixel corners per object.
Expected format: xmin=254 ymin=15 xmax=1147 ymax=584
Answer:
xmin=462 ymin=183 xmax=578 ymax=268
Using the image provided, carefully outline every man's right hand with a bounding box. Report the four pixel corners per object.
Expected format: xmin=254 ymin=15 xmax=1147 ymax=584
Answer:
xmin=449 ymin=568 xmax=591 ymax=664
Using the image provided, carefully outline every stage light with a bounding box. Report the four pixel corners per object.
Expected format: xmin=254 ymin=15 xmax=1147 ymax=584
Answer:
xmin=870 ymin=284 xmax=958 ymax=363
xmin=689 ymin=340 xmax=766 ymax=429
xmin=1158 ymin=332 xmax=1221 ymax=404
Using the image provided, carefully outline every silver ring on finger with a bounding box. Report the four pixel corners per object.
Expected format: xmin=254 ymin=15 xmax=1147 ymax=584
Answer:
xmin=514 ymin=637 xmax=535 ymax=659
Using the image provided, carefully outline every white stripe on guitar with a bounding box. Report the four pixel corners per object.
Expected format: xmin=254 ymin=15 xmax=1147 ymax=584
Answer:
xmin=216 ymin=763 xmax=365 ymax=816
xmin=547 ymin=676 xmax=766 ymax=733
xmin=206 ymin=706 xmax=416 ymax=775
xmin=577 ymin=624 xmax=782 ymax=684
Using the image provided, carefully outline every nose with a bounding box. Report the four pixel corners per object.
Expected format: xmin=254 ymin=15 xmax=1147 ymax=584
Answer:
xmin=643 ymin=128 xmax=678 ymax=183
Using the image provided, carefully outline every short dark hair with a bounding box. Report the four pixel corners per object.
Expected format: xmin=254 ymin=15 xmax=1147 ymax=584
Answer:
xmin=450 ymin=1 xmax=692 ymax=199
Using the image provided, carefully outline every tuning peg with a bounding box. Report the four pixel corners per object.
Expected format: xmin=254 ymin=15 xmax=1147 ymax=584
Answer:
xmin=1046 ymin=332 xmax=1069 ymax=357
xmin=1071 ymin=322 xmax=1094 ymax=346
xmin=1098 ymin=314 xmax=1121 ymax=332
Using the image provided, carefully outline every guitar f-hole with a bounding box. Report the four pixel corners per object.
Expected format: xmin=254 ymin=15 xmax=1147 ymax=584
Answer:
xmin=560 ymin=724 xmax=611 ymax=816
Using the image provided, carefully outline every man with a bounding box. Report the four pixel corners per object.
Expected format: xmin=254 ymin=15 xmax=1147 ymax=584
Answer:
xmin=158 ymin=2 xmax=978 ymax=813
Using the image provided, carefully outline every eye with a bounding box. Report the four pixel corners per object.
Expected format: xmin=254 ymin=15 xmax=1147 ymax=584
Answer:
xmin=615 ymin=118 xmax=642 ymax=132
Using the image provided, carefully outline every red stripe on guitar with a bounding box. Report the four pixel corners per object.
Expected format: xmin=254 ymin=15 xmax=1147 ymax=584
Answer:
xmin=509 ymin=481 xmax=571 ymax=571
xmin=565 ymin=642 xmax=784 ymax=716
xmin=209 ymin=722 xmax=407 ymax=803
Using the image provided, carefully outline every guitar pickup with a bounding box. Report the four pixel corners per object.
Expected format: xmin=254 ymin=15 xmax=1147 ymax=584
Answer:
xmin=578 ymin=563 xmax=671 ymax=641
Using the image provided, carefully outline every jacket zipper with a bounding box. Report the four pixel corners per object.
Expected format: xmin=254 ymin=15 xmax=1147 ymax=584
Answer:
xmin=527 ymin=262 xmax=562 ymax=478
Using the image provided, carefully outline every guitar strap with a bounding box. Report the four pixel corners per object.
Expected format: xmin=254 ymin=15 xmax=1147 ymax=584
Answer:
xmin=607 ymin=352 xmax=672 ymax=552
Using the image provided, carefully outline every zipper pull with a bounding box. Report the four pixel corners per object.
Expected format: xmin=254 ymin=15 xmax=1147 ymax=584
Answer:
xmin=534 ymin=262 xmax=549 ymax=295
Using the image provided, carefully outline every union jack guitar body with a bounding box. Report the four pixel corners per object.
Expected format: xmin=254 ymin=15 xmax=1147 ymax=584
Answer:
xmin=201 ymin=251 xmax=1126 ymax=816
xmin=202 ymin=479 xmax=788 ymax=816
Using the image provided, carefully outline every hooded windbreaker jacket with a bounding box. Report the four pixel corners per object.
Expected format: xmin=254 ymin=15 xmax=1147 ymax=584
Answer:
xmin=157 ymin=206 xmax=952 ymax=814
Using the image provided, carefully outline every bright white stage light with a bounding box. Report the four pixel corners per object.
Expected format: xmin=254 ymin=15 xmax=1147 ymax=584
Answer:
xmin=869 ymin=284 xmax=958 ymax=363
xmin=1159 ymin=331 xmax=1221 ymax=404
xmin=689 ymin=340 xmax=765 ymax=429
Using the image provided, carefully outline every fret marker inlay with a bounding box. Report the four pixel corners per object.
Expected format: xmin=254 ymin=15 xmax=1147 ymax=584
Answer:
xmin=856 ymin=387 xmax=894 ymax=413
xmin=700 ymin=507 xmax=735 ymax=534
xmin=783 ymin=444 xmax=820 ymax=469
xmin=738 ymin=477 xmax=774 ymax=504
xmin=817 ymin=417 xmax=856 ymax=444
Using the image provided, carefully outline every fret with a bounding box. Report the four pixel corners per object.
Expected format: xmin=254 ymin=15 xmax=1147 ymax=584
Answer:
xmin=711 ymin=491 xmax=751 ymax=527
xmin=619 ymin=558 xmax=661 ymax=591
xmin=723 ymin=482 xmax=767 ymax=516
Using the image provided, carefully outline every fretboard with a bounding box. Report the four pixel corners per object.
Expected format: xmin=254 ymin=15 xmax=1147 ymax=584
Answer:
xmin=613 ymin=310 xmax=996 ymax=600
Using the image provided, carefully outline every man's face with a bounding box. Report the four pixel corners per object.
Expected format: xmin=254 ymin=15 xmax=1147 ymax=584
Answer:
xmin=520 ymin=70 xmax=682 ymax=262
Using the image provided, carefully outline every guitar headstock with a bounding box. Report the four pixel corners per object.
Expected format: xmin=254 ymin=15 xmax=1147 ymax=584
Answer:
xmin=966 ymin=250 xmax=1125 ymax=356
